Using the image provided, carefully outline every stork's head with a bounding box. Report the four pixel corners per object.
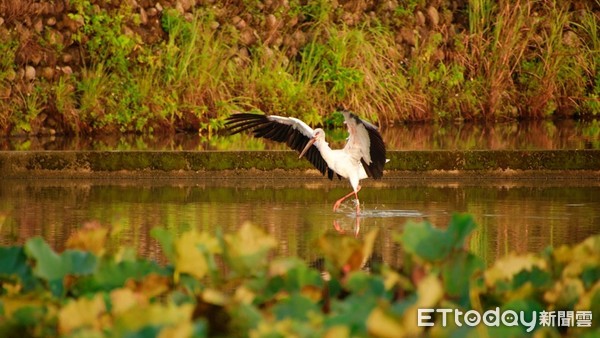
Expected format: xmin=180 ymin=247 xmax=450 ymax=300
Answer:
xmin=299 ymin=128 xmax=325 ymax=159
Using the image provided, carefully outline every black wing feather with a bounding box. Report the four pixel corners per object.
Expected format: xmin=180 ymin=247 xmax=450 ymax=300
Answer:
xmin=365 ymin=124 xmax=386 ymax=179
xmin=225 ymin=113 xmax=337 ymax=180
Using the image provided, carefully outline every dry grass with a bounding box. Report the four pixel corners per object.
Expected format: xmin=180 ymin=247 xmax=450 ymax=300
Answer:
xmin=0 ymin=0 xmax=39 ymax=23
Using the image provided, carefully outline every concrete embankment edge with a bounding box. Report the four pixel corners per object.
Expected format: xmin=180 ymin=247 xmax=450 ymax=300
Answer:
xmin=1 ymin=150 xmax=600 ymax=179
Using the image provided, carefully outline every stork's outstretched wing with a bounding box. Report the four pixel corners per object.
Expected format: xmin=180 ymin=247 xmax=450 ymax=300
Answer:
xmin=341 ymin=111 xmax=386 ymax=179
xmin=225 ymin=113 xmax=338 ymax=180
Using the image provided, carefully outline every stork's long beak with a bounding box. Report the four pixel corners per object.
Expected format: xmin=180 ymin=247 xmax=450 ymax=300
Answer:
xmin=299 ymin=137 xmax=317 ymax=159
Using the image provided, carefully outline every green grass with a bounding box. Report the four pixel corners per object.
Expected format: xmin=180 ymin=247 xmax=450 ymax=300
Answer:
xmin=574 ymin=8 xmax=600 ymax=116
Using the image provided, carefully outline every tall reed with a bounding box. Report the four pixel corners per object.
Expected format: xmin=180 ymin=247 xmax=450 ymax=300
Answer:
xmin=466 ymin=0 xmax=533 ymax=119
xmin=573 ymin=7 xmax=600 ymax=115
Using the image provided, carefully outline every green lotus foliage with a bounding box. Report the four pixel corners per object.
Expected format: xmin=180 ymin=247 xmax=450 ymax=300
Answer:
xmin=0 ymin=215 xmax=598 ymax=337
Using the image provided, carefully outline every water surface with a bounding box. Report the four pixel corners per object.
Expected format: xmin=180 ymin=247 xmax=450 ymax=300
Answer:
xmin=1 ymin=178 xmax=598 ymax=265
xmin=3 ymin=119 xmax=599 ymax=151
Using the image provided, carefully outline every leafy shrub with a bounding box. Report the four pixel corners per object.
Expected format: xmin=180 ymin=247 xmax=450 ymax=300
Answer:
xmin=0 ymin=215 xmax=598 ymax=337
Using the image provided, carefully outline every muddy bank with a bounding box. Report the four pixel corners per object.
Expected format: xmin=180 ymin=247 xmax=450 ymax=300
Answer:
xmin=1 ymin=150 xmax=600 ymax=179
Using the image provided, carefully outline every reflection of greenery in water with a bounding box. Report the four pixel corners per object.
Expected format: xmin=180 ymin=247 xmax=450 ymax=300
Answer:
xmin=3 ymin=120 xmax=599 ymax=150
xmin=1 ymin=181 xmax=598 ymax=266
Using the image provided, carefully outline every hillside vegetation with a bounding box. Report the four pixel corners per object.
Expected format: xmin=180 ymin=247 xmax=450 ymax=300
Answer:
xmin=0 ymin=0 xmax=599 ymax=136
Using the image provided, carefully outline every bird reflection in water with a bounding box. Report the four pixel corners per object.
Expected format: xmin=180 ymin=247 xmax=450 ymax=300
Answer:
xmin=332 ymin=203 xmax=425 ymax=237
xmin=333 ymin=215 xmax=361 ymax=237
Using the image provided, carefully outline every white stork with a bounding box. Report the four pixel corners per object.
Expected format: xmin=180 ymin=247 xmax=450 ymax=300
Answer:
xmin=225 ymin=110 xmax=387 ymax=214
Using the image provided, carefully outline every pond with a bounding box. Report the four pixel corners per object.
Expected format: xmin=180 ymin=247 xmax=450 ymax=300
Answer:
xmin=2 ymin=119 xmax=599 ymax=151
xmin=1 ymin=177 xmax=598 ymax=265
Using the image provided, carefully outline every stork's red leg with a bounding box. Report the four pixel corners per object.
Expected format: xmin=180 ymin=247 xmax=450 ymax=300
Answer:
xmin=333 ymin=191 xmax=354 ymax=211
xmin=333 ymin=220 xmax=344 ymax=234
xmin=333 ymin=186 xmax=362 ymax=213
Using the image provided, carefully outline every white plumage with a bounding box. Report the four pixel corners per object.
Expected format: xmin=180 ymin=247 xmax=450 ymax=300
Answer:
xmin=225 ymin=110 xmax=387 ymax=214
